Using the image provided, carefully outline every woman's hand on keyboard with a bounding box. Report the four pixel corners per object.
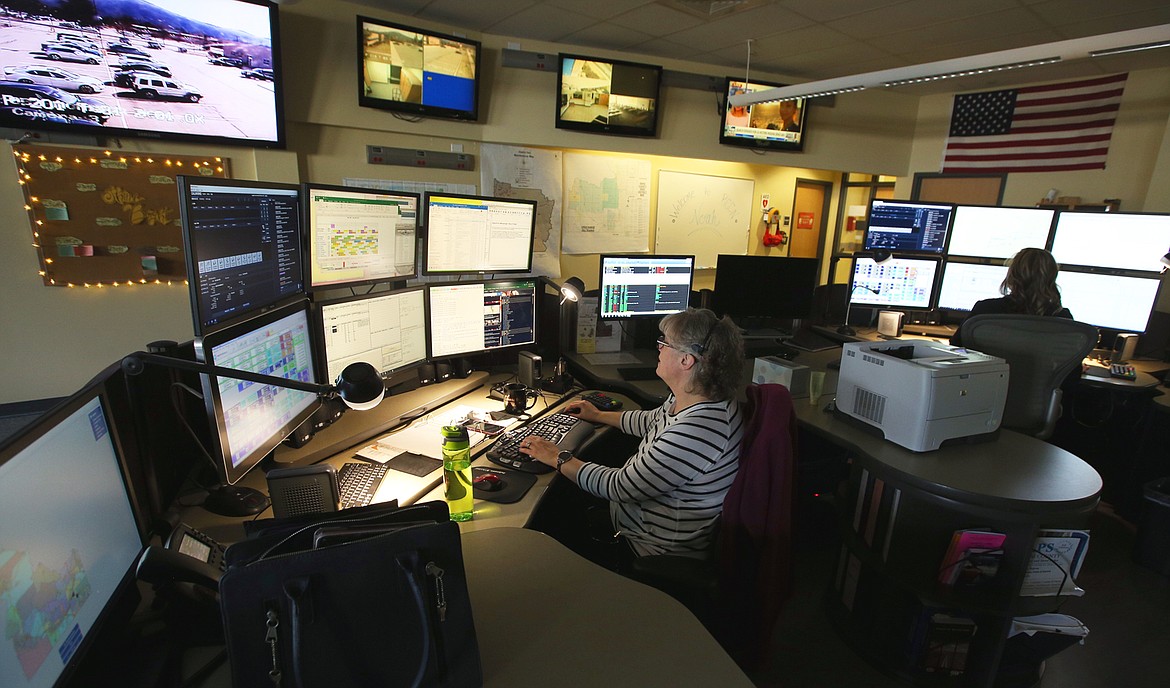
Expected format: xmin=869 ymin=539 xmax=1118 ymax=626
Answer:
xmin=518 ymin=435 xmax=557 ymax=468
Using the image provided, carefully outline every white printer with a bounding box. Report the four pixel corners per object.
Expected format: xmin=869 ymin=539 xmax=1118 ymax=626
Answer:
xmin=835 ymin=340 xmax=1009 ymax=452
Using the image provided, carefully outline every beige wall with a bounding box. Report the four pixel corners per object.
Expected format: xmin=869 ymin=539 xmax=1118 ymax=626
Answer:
xmin=2 ymin=0 xmax=1168 ymax=404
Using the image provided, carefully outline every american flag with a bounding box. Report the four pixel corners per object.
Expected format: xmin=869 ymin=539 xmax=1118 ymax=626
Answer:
xmin=941 ymin=73 xmax=1128 ymax=174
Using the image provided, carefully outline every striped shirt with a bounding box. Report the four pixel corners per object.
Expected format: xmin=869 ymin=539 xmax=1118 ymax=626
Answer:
xmin=576 ymin=395 xmax=743 ymax=558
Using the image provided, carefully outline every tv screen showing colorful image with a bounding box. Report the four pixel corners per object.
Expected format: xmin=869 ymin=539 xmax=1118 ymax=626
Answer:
xmin=0 ymin=0 xmax=285 ymax=147
xmin=719 ymin=77 xmax=806 ymax=152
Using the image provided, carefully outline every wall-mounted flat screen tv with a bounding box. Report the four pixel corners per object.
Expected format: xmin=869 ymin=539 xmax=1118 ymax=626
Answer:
xmin=556 ymin=54 xmax=661 ymax=137
xmin=0 ymin=0 xmax=286 ymax=148
xmin=357 ymin=16 xmax=481 ymax=121
xmin=719 ymin=77 xmax=807 ymax=152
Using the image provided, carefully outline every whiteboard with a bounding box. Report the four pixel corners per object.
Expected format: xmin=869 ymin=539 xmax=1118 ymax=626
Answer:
xmin=655 ymin=170 xmax=754 ymax=268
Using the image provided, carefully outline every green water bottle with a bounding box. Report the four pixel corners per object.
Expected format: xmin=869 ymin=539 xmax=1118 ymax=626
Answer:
xmin=441 ymin=425 xmax=474 ymax=522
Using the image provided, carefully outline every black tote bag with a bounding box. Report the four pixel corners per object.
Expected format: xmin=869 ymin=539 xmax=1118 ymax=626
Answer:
xmin=219 ymin=509 xmax=482 ymax=688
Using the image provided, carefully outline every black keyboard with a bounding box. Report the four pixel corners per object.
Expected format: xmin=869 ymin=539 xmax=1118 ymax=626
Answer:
xmin=337 ymin=462 xmax=389 ymax=509
xmin=786 ymin=329 xmax=839 ymax=352
xmin=487 ymin=413 xmax=593 ymax=474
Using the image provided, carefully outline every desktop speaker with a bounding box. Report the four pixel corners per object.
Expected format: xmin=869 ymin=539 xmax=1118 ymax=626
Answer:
xmin=418 ymin=362 xmax=435 ymax=385
xmin=1113 ymin=333 xmax=1139 ymax=363
xmin=451 ymin=357 xmax=474 ymax=379
xmin=877 ymin=310 xmax=905 ymax=338
xmin=266 ymin=465 xmax=339 ymax=518
xmin=518 ymin=351 xmax=542 ymax=388
xmin=435 ymin=361 xmax=452 ymax=382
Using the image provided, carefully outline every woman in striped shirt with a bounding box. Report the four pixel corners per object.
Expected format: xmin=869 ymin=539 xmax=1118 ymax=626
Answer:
xmin=522 ymin=308 xmax=745 ymax=560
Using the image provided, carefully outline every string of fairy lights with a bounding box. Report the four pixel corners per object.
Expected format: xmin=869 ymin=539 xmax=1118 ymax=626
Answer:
xmin=13 ymin=147 xmax=225 ymax=289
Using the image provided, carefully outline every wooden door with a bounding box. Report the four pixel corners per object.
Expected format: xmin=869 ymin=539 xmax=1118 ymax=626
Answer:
xmin=790 ymin=180 xmax=830 ymax=259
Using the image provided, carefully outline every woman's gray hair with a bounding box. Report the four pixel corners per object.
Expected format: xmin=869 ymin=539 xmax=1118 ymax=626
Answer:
xmin=660 ymin=308 xmax=744 ymax=401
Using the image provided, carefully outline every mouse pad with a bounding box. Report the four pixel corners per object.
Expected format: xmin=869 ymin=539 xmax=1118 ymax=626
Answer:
xmin=386 ymin=452 xmax=442 ymax=477
xmin=472 ymin=466 xmax=536 ymax=504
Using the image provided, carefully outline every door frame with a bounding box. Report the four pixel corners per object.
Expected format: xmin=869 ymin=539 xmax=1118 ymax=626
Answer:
xmin=790 ymin=177 xmax=833 ymax=265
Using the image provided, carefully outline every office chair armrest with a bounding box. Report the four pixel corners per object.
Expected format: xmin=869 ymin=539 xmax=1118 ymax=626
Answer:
xmin=629 ymin=553 xmax=717 ymax=590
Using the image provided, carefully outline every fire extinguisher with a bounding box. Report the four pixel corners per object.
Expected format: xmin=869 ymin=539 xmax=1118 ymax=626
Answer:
xmin=762 ymin=208 xmax=787 ymax=247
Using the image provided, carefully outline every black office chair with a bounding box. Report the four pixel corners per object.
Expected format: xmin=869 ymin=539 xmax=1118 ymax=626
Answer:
xmin=957 ymin=314 xmax=1099 ymax=439
xmin=628 ymin=383 xmax=798 ymax=670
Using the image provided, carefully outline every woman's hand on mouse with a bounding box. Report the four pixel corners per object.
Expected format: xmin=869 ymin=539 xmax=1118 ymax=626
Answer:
xmin=563 ymin=400 xmax=602 ymax=423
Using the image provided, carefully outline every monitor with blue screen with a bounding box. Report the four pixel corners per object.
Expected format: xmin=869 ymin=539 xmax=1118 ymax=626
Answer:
xmin=0 ymin=382 xmax=144 ymax=688
xmin=864 ymin=199 xmax=955 ymax=254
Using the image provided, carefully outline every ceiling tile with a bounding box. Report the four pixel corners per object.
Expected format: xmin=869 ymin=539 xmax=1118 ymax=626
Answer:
xmin=420 ymin=0 xmax=541 ymax=30
xmin=484 ymin=3 xmax=598 ymax=41
xmin=665 ymin=4 xmax=813 ymax=50
xmin=560 ymin=22 xmax=656 ymax=51
xmin=349 ymin=0 xmax=433 ymax=14
xmin=826 ymin=0 xmax=1022 ymax=39
xmin=607 ymin=4 xmax=706 ymax=36
xmin=543 ymin=0 xmax=655 ymax=21
xmin=632 ymin=37 xmax=705 ymax=61
xmin=873 ymin=8 xmax=1051 ymax=57
xmin=777 ymin=0 xmax=917 ymax=23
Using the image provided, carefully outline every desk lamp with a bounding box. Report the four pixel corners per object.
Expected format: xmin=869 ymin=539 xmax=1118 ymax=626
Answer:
xmin=559 ymin=276 xmax=585 ymax=304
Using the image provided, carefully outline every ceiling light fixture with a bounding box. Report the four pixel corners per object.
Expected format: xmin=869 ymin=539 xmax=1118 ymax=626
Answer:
xmin=730 ymin=23 xmax=1170 ymax=106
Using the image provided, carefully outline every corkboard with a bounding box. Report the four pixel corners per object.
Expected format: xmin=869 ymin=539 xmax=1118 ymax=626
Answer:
xmin=12 ymin=144 xmax=230 ymax=287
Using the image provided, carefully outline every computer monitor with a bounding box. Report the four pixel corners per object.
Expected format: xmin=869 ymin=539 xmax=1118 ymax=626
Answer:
xmin=712 ymin=255 xmax=818 ymax=324
xmin=179 ymin=177 xmax=305 ymax=336
xmin=947 ymin=205 xmax=1055 ymax=259
xmin=1055 ymin=270 xmax=1163 ymax=333
xmin=316 ymin=287 xmax=427 ymax=389
xmin=598 ymin=254 xmax=695 ymax=319
xmin=0 ymin=381 xmax=145 ymax=688
xmin=1050 ymin=211 xmax=1170 ymax=272
xmin=195 ymin=300 xmax=321 ymax=498
xmin=426 ymin=279 xmax=538 ymax=359
xmin=937 ymin=262 xmax=1009 ymax=312
xmin=422 ymin=193 xmax=537 ymax=275
xmin=305 ymin=182 xmax=419 ymax=290
xmin=848 ymin=255 xmax=941 ymax=310
xmin=719 ymin=77 xmax=807 ymax=152
xmin=864 ymin=199 xmax=955 ymax=254
xmin=556 ymin=53 xmax=662 ymax=137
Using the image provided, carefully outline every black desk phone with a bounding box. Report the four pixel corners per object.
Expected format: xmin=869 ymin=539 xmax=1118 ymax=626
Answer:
xmin=167 ymin=522 xmax=227 ymax=572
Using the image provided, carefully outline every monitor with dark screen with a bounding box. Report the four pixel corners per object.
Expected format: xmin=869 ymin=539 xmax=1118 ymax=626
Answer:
xmin=195 ymin=300 xmax=320 ymax=490
xmin=713 ymin=255 xmax=818 ymax=325
xmin=937 ymin=262 xmax=1008 ymax=312
xmin=1050 ymin=211 xmax=1170 ymax=272
xmin=427 ymin=279 xmax=538 ymax=359
xmin=598 ymin=254 xmax=695 ymax=319
xmin=848 ymin=255 xmax=940 ymax=310
xmin=180 ymin=177 xmax=304 ymax=335
xmin=305 ymin=182 xmax=418 ymax=290
xmin=947 ymin=205 xmax=1054 ymax=259
xmin=557 ymin=54 xmax=661 ymax=137
xmin=317 ymin=287 xmax=427 ymax=388
xmin=1055 ymin=270 xmax=1162 ymax=333
xmin=864 ymin=199 xmax=955 ymax=254
xmin=0 ymin=382 xmax=144 ymax=688
xmin=423 ymin=193 xmax=536 ymax=275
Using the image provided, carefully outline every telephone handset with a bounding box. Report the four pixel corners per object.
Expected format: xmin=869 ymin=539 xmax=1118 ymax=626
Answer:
xmin=135 ymin=523 xmax=226 ymax=592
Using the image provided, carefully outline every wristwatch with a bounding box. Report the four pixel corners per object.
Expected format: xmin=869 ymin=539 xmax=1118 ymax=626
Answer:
xmin=556 ymin=450 xmax=573 ymax=473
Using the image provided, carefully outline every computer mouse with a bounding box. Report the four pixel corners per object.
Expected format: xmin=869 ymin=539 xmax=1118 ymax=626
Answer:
xmin=473 ymin=473 xmax=503 ymax=491
xmin=564 ymin=405 xmax=582 ymax=415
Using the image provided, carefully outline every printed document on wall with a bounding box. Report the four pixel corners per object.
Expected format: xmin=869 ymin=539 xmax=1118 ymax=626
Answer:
xmin=481 ymin=144 xmax=563 ymax=278
xmin=562 ymin=152 xmax=651 ymax=254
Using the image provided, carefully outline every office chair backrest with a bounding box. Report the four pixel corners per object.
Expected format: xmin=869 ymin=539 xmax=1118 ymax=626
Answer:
xmin=958 ymin=314 xmax=1099 ymax=439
